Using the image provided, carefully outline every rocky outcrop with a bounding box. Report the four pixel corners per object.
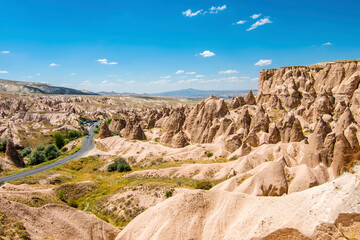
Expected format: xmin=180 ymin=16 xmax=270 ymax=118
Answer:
xmin=5 ymin=139 xmax=25 ymax=167
xmin=98 ymin=122 xmax=112 ymax=139
xmin=183 ymin=95 xmax=228 ymax=144
xmin=276 ymin=112 xmax=304 ymax=143
xmin=244 ymin=90 xmax=256 ymax=105
xmin=109 ymin=118 xmax=126 ymax=132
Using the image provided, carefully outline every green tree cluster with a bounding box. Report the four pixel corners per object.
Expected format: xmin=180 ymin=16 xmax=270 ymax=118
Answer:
xmin=107 ymin=158 xmax=132 ymax=172
xmin=27 ymin=144 xmax=62 ymax=166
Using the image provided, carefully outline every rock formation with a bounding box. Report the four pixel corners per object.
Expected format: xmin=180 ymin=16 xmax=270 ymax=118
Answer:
xmin=5 ymin=139 xmax=25 ymax=167
xmin=98 ymin=122 xmax=112 ymax=139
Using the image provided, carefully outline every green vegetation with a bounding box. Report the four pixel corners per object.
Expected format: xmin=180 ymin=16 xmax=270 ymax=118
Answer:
xmin=106 ymin=118 xmax=112 ymax=126
xmin=229 ymin=155 xmax=238 ymax=161
xmin=0 ymin=138 xmax=7 ymax=152
xmin=45 ymin=144 xmax=62 ymax=160
xmin=20 ymin=147 xmax=32 ymax=158
xmin=65 ymin=130 xmax=83 ymax=141
xmin=195 ymin=181 xmax=213 ymax=190
xmin=206 ymin=152 xmax=213 ymax=158
xmin=27 ymin=144 xmax=62 ymax=166
xmin=107 ymin=158 xmax=132 ymax=172
xmin=54 ymin=132 xmax=65 ymax=150
xmin=165 ymin=189 xmax=174 ymax=198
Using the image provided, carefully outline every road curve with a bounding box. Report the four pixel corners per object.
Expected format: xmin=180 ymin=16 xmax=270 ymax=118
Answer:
xmin=0 ymin=124 xmax=98 ymax=183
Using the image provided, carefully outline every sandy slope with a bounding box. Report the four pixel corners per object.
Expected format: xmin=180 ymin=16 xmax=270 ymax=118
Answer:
xmin=0 ymin=197 xmax=120 ymax=240
xmin=116 ymin=169 xmax=360 ymax=240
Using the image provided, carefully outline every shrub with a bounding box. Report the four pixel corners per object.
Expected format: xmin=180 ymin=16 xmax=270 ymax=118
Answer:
xmin=58 ymin=190 xmax=65 ymax=202
xmin=65 ymin=130 xmax=82 ymax=141
xmin=206 ymin=152 xmax=213 ymax=158
xmin=35 ymin=144 xmax=45 ymax=152
xmin=112 ymin=131 xmax=120 ymax=136
xmin=82 ymin=128 xmax=89 ymax=136
xmin=0 ymin=163 xmax=3 ymax=172
xmin=106 ymin=118 xmax=112 ymax=126
xmin=195 ymin=181 xmax=213 ymax=190
xmin=67 ymin=200 xmax=78 ymax=208
xmin=28 ymin=148 xmax=47 ymax=165
xmin=20 ymin=147 xmax=32 ymax=158
xmin=229 ymin=155 xmax=238 ymax=161
xmin=0 ymin=138 xmax=7 ymax=152
xmin=53 ymin=132 xmax=65 ymax=150
xmin=61 ymin=147 xmax=68 ymax=152
xmin=165 ymin=190 xmax=173 ymax=198
xmin=45 ymin=144 xmax=62 ymax=160
xmin=107 ymin=158 xmax=132 ymax=172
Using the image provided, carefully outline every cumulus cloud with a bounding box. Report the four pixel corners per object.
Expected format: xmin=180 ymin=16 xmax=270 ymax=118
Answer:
xmin=199 ymin=50 xmax=215 ymax=58
xmin=49 ymin=63 xmax=60 ymax=67
xmin=0 ymin=70 xmax=8 ymax=74
xmin=70 ymin=73 xmax=76 ymax=76
xmin=247 ymin=17 xmax=272 ymax=31
xmin=219 ymin=70 xmax=238 ymax=74
xmin=209 ymin=5 xmax=227 ymax=14
xmin=186 ymin=72 xmax=196 ymax=75
xmin=178 ymin=76 xmax=248 ymax=84
xmin=251 ymin=77 xmax=259 ymax=81
xmin=251 ymin=13 xmax=262 ymax=19
xmin=175 ymin=70 xmax=184 ymax=74
xmin=150 ymin=79 xmax=170 ymax=84
xmin=255 ymin=59 xmax=272 ymax=66
xmin=160 ymin=75 xmax=171 ymax=79
xmin=195 ymin=75 xmax=204 ymax=78
xmin=1 ymin=51 xmax=10 ymax=54
xmin=323 ymin=42 xmax=332 ymax=46
xmin=182 ymin=9 xmax=203 ymax=17
xmin=235 ymin=20 xmax=246 ymax=25
xmin=97 ymin=58 xmax=118 ymax=65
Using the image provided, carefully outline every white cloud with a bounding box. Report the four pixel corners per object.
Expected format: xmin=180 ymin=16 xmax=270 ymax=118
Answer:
xmin=182 ymin=9 xmax=203 ymax=17
xmin=70 ymin=73 xmax=76 ymax=76
xmin=255 ymin=59 xmax=272 ymax=66
xmin=209 ymin=5 xmax=227 ymax=14
xmin=251 ymin=13 xmax=262 ymax=19
xmin=36 ymin=73 xmax=41 ymax=76
xmin=199 ymin=50 xmax=215 ymax=58
xmin=49 ymin=63 xmax=60 ymax=67
xmin=178 ymin=76 xmax=187 ymax=79
xmin=126 ymin=81 xmax=135 ymax=84
xmin=0 ymin=70 xmax=8 ymax=74
xmin=219 ymin=70 xmax=238 ymax=74
xmin=97 ymin=58 xmax=118 ymax=65
xmin=195 ymin=75 xmax=204 ymax=78
xmin=160 ymin=75 xmax=171 ymax=79
xmin=235 ymin=20 xmax=246 ymax=25
xmin=247 ymin=17 xmax=272 ymax=31
xmin=106 ymin=74 xmax=118 ymax=77
xmin=251 ymin=77 xmax=259 ymax=81
xmin=175 ymin=70 xmax=184 ymax=74
xmin=1 ymin=51 xmax=10 ymax=54
xmin=177 ymin=76 xmax=248 ymax=84
xmin=102 ymin=80 xmax=109 ymax=84
xmin=186 ymin=72 xmax=196 ymax=75
xmin=150 ymin=79 xmax=170 ymax=84
xmin=323 ymin=42 xmax=332 ymax=46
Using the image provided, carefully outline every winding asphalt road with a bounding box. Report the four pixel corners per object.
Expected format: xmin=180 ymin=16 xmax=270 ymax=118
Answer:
xmin=0 ymin=123 xmax=98 ymax=183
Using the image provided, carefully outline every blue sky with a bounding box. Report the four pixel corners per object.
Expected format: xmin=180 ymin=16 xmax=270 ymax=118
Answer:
xmin=0 ymin=0 xmax=359 ymax=94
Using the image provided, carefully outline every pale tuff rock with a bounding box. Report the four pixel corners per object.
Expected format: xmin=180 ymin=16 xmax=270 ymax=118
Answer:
xmin=276 ymin=112 xmax=304 ymax=143
xmin=244 ymin=90 xmax=256 ymax=105
xmin=335 ymin=107 xmax=355 ymax=134
xmin=250 ymin=105 xmax=270 ymax=133
xmin=98 ymin=122 xmax=112 ymax=139
xmin=108 ymin=118 xmax=126 ymax=132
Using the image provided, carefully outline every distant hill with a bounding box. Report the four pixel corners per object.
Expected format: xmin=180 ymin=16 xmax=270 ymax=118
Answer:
xmin=152 ymin=88 xmax=257 ymax=99
xmin=0 ymin=79 xmax=98 ymax=95
xmin=98 ymin=88 xmax=257 ymax=100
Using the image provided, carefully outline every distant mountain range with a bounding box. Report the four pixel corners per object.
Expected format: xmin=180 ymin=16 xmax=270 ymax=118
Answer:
xmin=0 ymin=79 xmax=97 ymax=95
xmin=98 ymin=88 xmax=258 ymax=100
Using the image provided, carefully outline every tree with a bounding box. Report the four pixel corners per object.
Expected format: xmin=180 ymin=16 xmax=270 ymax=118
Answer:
xmin=0 ymin=138 xmax=7 ymax=152
xmin=28 ymin=148 xmax=47 ymax=165
xmin=65 ymin=130 xmax=82 ymax=141
xmin=20 ymin=147 xmax=32 ymax=158
xmin=45 ymin=144 xmax=62 ymax=160
xmin=54 ymin=132 xmax=65 ymax=150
